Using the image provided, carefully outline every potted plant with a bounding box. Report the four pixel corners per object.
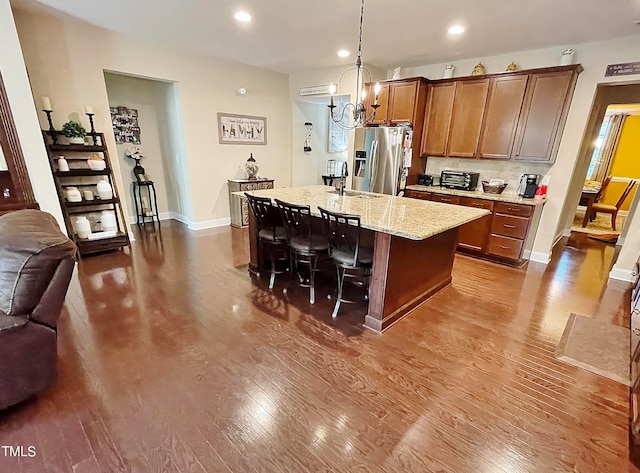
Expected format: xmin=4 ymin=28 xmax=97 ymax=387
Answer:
xmin=61 ymin=121 xmax=86 ymax=145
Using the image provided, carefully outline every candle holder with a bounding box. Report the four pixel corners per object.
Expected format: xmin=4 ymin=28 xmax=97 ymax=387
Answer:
xmin=43 ymin=109 xmax=58 ymax=144
xmin=85 ymin=112 xmax=97 ymax=145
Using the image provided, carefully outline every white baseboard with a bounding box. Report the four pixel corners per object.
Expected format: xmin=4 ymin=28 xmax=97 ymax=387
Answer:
xmin=188 ymin=217 xmax=231 ymax=231
xmin=609 ymin=265 xmax=635 ymax=282
xmin=562 ymin=228 xmax=572 ymax=237
xmin=126 ymin=211 xmax=231 ymax=231
xmin=529 ymin=251 xmax=551 ymax=264
xmin=523 ymin=249 xmax=531 ymax=259
xmin=127 ymin=211 xmax=174 ymax=224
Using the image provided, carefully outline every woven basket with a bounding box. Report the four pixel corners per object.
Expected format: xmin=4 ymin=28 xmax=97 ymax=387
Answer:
xmin=481 ymin=181 xmax=508 ymax=194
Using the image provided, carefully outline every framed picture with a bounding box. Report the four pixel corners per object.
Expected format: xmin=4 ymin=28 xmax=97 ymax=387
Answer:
xmin=217 ymin=113 xmax=267 ymax=145
xmin=328 ymin=108 xmax=349 ymax=153
xmin=110 ymin=106 xmax=141 ymax=144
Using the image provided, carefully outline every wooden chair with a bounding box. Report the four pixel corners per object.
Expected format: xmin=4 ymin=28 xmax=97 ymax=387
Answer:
xmin=594 ymin=175 xmax=612 ymax=204
xmin=590 ymin=179 xmax=637 ymax=231
xmin=275 ymin=199 xmax=329 ymax=304
xmin=245 ymin=193 xmax=288 ymax=289
xmin=319 ymin=207 xmax=373 ymax=319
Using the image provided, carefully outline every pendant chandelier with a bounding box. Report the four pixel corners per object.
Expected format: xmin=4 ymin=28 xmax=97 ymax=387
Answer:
xmin=328 ymin=0 xmax=380 ymax=130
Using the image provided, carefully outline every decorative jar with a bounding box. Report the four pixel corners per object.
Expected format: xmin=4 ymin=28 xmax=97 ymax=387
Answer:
xmin=245 ymin=153 xmax=259 ymax=179
xmin=96 ymin=179 xmax=113 ymax=200
xmin=65 ymin=186 xmax=82 ymax=202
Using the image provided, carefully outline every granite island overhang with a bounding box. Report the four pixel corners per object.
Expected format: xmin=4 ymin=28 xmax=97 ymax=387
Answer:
xmin=236 ymin=185 xmax=489 ymax=332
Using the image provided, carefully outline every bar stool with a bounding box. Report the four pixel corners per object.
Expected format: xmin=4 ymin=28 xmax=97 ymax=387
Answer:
xmin=275 ymin=199 xmax=329 ymax=304
xmin=245 ymin=193 xmax=288 ymax=289
xmin=318 ymin=206 xmax=373 ymax=318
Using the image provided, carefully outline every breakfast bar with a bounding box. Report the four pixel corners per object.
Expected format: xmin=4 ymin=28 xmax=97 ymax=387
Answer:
xmin=240 ymin=185 xmax=488 ymax=332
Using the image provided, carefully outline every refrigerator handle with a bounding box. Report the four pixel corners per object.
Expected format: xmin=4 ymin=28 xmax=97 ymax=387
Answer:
xmin=370 ymin=139 xmax=379 ymax=191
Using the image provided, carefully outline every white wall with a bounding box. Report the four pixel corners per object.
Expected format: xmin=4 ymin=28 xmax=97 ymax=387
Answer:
xmin=289 ymin=65 xmax=386 ymax=189
xmin=397 ymin=35 xmax=640 ymax=264
xmin=292 ymin=99 xmax=348 ymax=187
xmin=0 ymin=0 xmax=62 ymax=225
xmin=13 ymin=4 xmax=291 ymax=229
xmin=104 ymin=73 xmax=177 ymax=219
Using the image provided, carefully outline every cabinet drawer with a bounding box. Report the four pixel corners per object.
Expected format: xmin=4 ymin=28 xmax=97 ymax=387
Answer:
xmin=491 ymin=214 xmax=529 ymax=239
xmin=460 ymin=197 xmax=494 ymax=211
xmin=406 ymin=190 xmax=431 ymax=200
xmin=494 ymin=201 xmax=533 ymax=217
xmin=487 ymin=234 xmax=524 ymax=260
xmin=431 ymin=194 xmax=460 ymax=205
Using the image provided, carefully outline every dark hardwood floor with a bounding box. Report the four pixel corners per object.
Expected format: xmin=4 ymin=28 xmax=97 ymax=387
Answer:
xmin=0 ymin=222 xmax=634 ymax=472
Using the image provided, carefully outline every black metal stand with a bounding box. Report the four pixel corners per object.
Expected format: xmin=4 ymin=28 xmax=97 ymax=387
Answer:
xmin=132 ymin=180 xmax=160 ymax=228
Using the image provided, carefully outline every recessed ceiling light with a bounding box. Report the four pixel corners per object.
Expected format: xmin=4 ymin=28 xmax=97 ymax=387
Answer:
xmin=448 ymin=25 xmax=465 ymax=35
xmin=337 ymin=50 xmax=350 ymax=58
xmin=234 ymin=11 xmax=252 ymax=22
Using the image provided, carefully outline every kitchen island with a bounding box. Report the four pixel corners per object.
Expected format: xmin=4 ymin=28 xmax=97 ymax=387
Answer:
xmin=239 ymin=185 xmax=488 ymax=332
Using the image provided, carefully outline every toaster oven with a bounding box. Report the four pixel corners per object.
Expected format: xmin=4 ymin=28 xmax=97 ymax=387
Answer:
xmin=440 ymin=171 xmax=480 ymax=191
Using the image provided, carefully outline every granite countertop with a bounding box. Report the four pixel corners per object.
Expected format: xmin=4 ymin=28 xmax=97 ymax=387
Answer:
xmin=237 ymin=185 xmax=488 ymax=241
xmin=405 ymin=185 xmax=546 ymax=206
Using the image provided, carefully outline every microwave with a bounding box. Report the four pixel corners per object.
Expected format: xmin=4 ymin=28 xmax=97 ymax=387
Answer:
xmin=440 ymin=171 xmax=480 ymax=191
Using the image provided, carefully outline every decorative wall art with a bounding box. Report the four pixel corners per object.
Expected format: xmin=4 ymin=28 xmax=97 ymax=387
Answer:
xmin=217 ymin=113 xmax=267 ymax=145
xmin=110 ymin=106 xmax=141 ymax=144
xmin=327 ymin=108 xmax=349 ymax=153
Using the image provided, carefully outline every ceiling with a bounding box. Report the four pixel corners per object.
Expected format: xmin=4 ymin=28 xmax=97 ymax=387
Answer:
xmin=12 ymin=0 xmax=640 ymax=74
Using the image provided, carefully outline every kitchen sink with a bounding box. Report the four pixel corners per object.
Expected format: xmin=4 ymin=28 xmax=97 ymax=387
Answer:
xmin=326 ymin=189 xmax=381 ymax=198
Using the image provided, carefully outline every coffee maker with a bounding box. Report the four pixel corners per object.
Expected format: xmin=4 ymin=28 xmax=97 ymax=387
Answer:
xmin=518 ymin=174 xmax=540 ymax=198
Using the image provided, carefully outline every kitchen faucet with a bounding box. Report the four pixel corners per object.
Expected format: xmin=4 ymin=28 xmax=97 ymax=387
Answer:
xmin=334 ymin=161 xmax=349 ymax=195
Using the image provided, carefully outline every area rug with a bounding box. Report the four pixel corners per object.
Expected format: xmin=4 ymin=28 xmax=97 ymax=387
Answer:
xmin=571 ymin=208 xmax=625 ymax=236
xmin=556 ymin=313 xmax=630 ymax=385
xmin=587 ymin=233 xmax=619 ymax=244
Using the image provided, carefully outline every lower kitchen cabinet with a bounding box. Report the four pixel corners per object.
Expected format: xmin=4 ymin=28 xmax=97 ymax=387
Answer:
xmin=458 ymin=197 xmax=493 ymax=252
xmin=406 ymin=190 xmax=538 ymax=266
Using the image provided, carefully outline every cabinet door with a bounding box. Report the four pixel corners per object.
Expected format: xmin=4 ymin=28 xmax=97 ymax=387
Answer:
xmin=447 ymin=79 xmax=489 ymax=158
xmin=364 ymin=82 xmax=389 ymax=125
xmin=478 ymin=75 xmax=528 ymax=159
xmin=458 ymin=197 xmax=493 ymax=252
xmin=389 ymin=81 xmax=418 ymax=124
xmin=513 ymin=70 xmax=573 ymax=162
xmin=421 ymin=82 xmax=456 ymax=157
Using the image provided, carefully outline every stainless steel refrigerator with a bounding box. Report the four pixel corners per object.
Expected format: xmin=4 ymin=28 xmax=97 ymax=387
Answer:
xmin=352 ymin=126 xmax=412 ymax=196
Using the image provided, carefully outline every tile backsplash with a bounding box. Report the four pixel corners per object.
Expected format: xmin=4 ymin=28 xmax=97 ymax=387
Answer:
xmin=424 ymin=157 xmax=552 ymax=195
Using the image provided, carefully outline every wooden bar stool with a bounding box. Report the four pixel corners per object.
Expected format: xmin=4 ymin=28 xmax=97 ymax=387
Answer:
xmin=245 ymin=193 xmax=288 ymax=289
xmin=275 ymin=199 xmax=329 ymax=304
xmin=319 ymin=206 xmax=373 ymax=318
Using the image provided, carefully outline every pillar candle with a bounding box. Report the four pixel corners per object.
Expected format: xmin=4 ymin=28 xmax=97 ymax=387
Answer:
xmin=41 ymin=96 xmax=52 ymax=111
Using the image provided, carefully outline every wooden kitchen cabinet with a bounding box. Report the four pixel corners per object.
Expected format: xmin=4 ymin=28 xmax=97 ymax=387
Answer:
xmin=421 ymin=82 xmax=456 ymax=157
xmin=446 ymin=79 xmax=489 ymax=158
xmin=389 ymin=80 xmax=419 ymax=124
xmin=513 ymin=70 xmax=575 ymax=162
xmin=364 ymin=78 xmax=427 ymax=127
xmin=405 ymin=190 xmax=431 ymax=200
xmin=363 ymin=82 xmax=389 ymax=125
xmin=478 ymin=75 xmax=528 ymax=159
xmin=458 ymin=197 xmax=494 ymax=252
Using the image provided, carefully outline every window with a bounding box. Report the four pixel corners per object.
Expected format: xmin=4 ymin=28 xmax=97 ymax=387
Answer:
xmin=586 ymin=116 xmax=611 ymax=180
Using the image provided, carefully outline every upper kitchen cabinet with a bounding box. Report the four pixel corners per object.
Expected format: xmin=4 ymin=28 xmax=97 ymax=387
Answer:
xmin=478 ymin=75 xmax=528 ymax=159
xmin=446 ymin=78 xmax=489 ymax=158
xmin=364 ymin=82 xmax=389 ymax=125
xmin=421 ymin=82 xmax=456 ymax=157
xmin=363 ymin=78 xmax=428 ymax=127
xmin=420 ymin=65 xmax=582 ymax=163
xmin=512 ymin=68 xmax=579 ymax=162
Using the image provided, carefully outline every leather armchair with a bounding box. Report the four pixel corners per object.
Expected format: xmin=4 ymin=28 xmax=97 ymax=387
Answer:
xmin=0 ymin=210 xmax=76 ymax=409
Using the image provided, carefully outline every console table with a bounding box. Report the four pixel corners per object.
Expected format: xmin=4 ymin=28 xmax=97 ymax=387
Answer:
xmin=227 ymin=178 xmax=274 ymax=228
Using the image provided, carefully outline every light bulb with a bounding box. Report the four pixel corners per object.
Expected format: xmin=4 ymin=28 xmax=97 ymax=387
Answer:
xmin=374 ymin=82 xmax=381 ymax=95
xmin=329 ymin=83 xmax=336 ymax=95
xmin=361 ymin=88 xmax=367 ymax=101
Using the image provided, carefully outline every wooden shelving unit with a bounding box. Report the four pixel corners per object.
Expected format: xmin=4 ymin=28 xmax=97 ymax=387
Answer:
xmin=42 ymin=130 xmax=130 ymax=256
